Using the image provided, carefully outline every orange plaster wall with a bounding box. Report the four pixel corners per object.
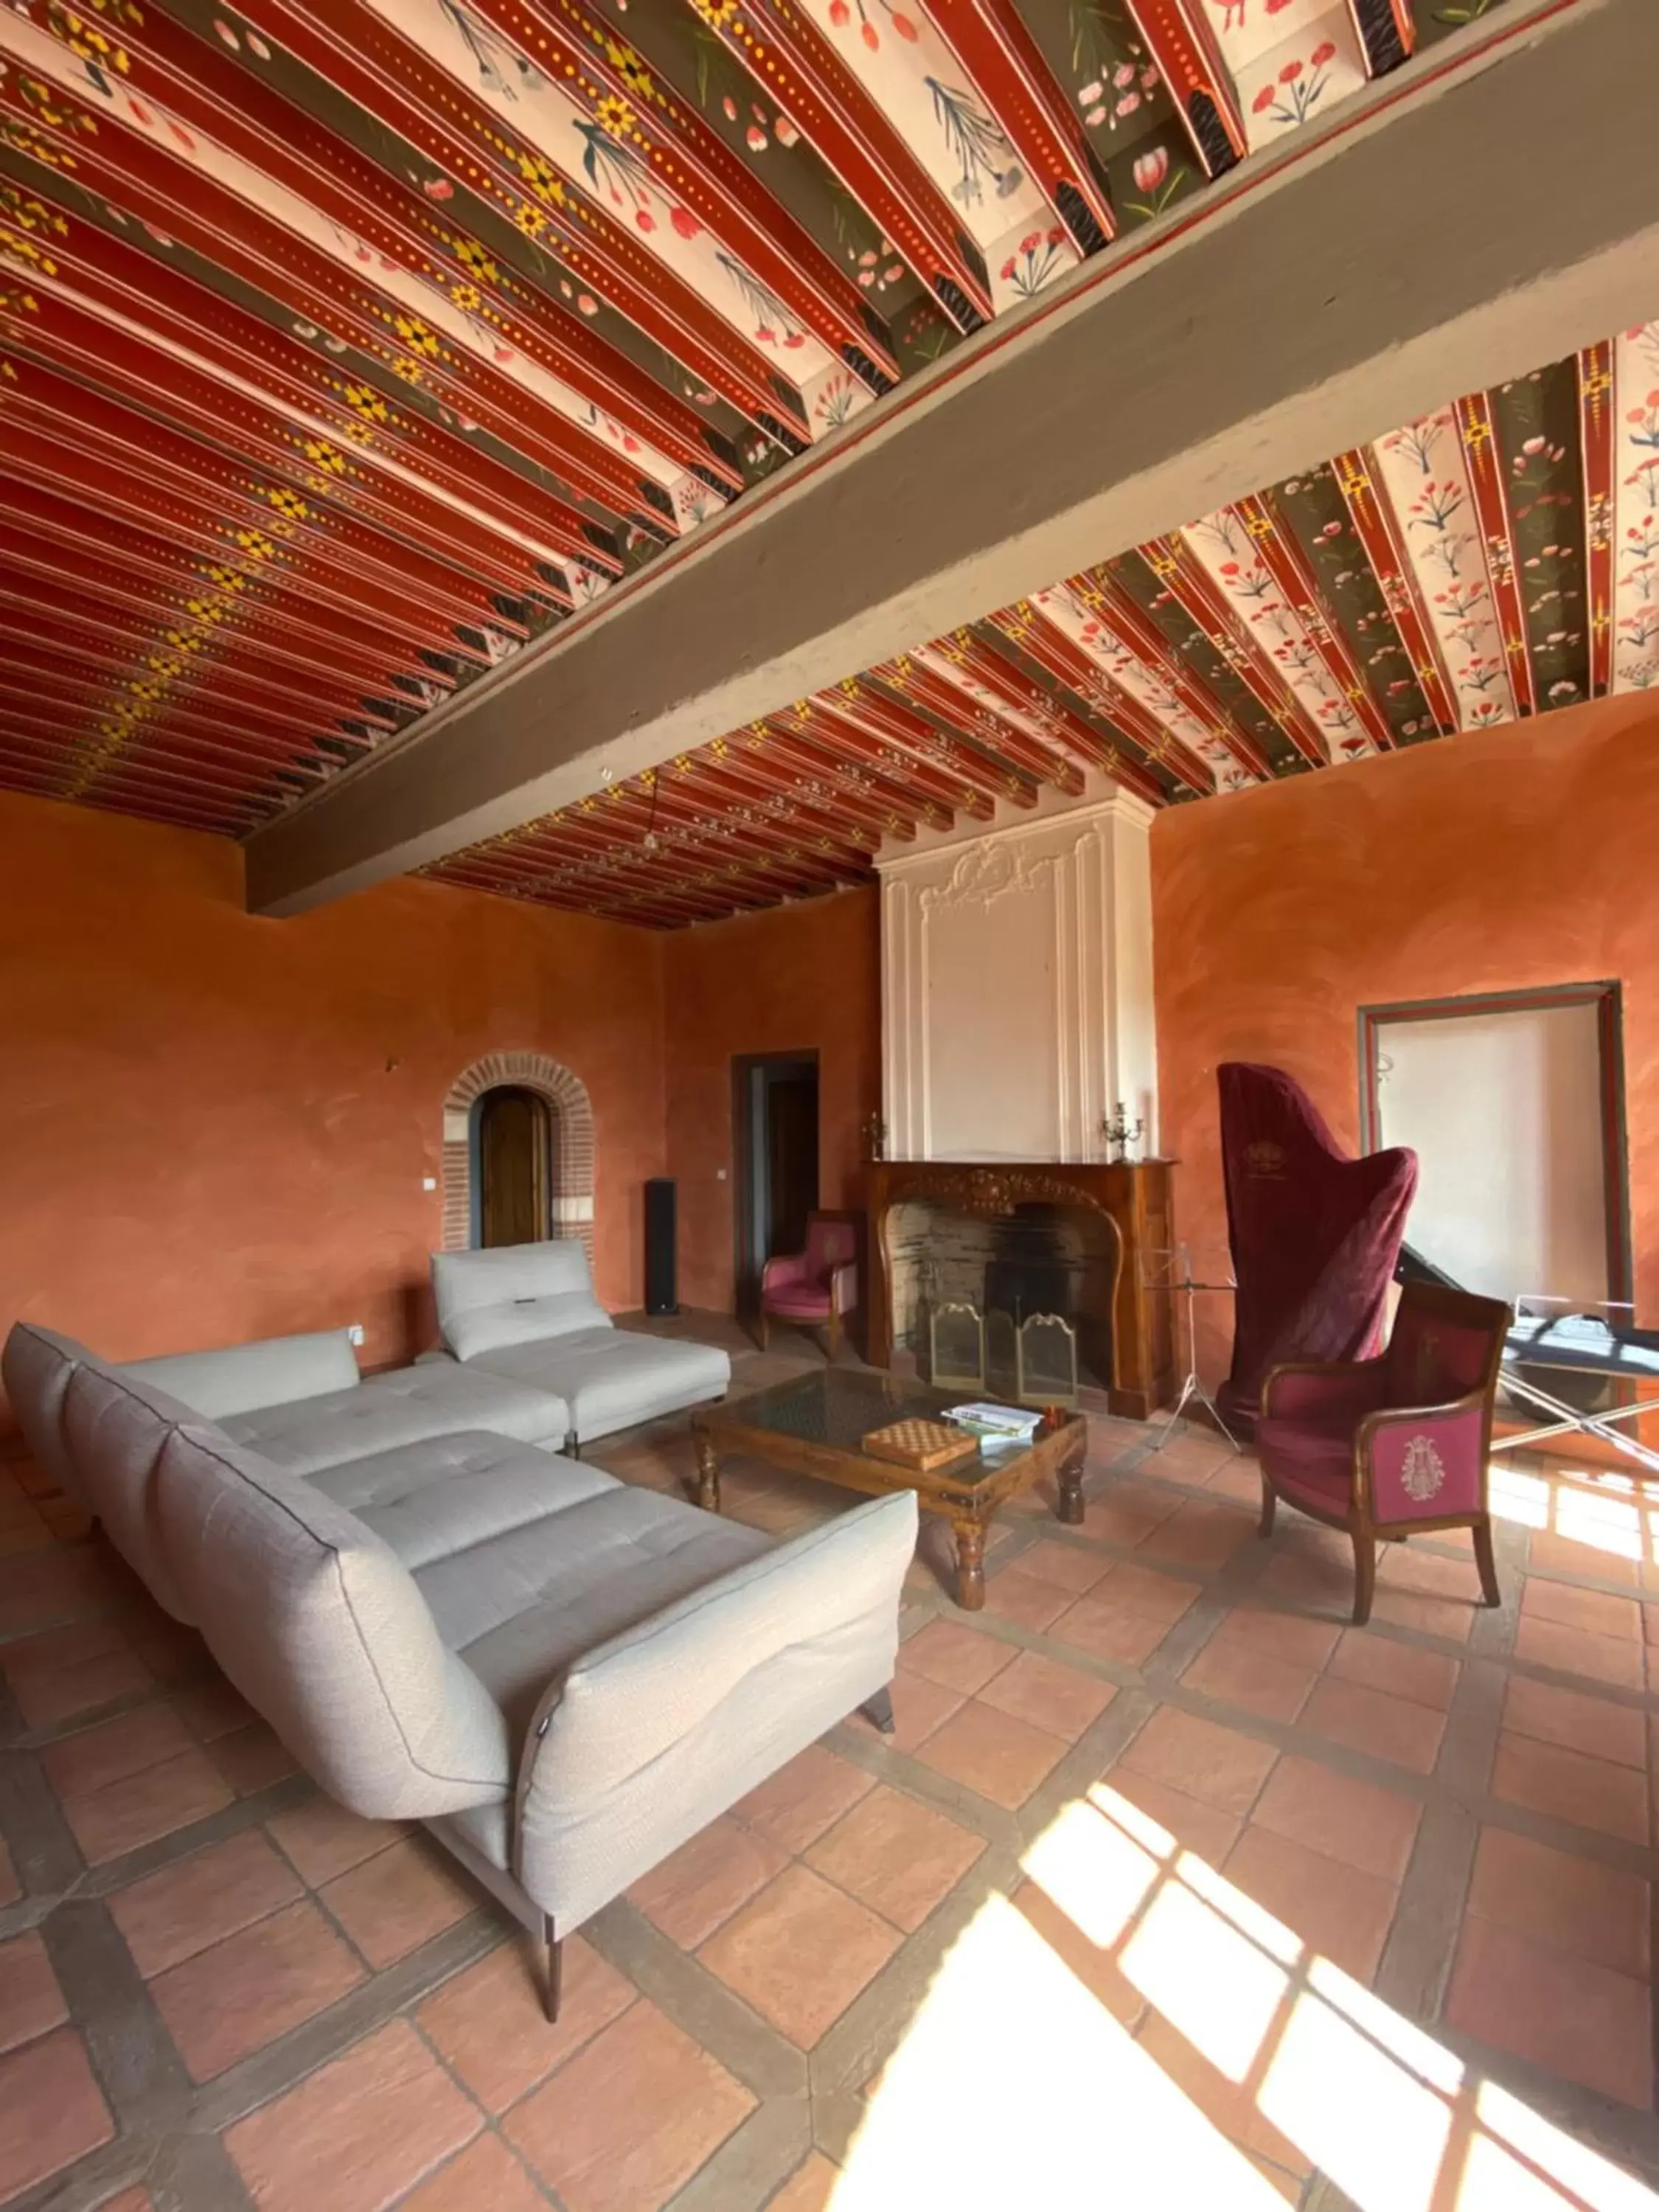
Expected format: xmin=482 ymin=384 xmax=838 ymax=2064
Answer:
xmin=663 ymin=886 xmax=883 ymax=1313
xmin=0 ymin=790 xmax=667 ymax=1383
xmin=1151 ymin=694 xmax=1659 ymax=1385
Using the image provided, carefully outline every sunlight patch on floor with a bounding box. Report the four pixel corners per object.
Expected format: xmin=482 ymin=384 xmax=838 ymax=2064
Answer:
xmin=834 ymin=1781 xmax=1659 ymax=2212
xmin=834 ymin=1891 xmax=1287 ymax=2209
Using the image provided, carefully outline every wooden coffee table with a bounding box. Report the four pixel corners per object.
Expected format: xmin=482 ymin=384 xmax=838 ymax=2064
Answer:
xmin=691 ymin=1368 xmax=1088 ymax=1610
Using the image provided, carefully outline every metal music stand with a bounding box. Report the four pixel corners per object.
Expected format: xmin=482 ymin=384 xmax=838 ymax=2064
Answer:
xmin=1143 ymin=1244 xmax=1241 ymax=1453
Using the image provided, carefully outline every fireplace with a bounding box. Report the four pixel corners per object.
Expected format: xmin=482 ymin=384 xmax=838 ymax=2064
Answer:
xmin=891 ymin=1198 xmax=1113 ymax=1404
xmin=866 ymin=1160 xmax=1177 ymax=1421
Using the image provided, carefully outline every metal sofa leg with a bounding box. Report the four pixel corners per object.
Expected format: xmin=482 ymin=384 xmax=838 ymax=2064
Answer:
xmin=861 ymin=1685 xmax=896 ymax=1735
xmin=563 ymin=1430 xmax=580 ymax=1458
xmin=543 ymin=1916 xmax=563 ymax=2023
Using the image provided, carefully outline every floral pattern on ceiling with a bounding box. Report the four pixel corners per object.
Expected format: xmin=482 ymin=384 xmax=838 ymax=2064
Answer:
xmin=431 ymin=327 xmax=1659 ymax=928
xmin=1 ymin=0 xmax=1506 ymax=838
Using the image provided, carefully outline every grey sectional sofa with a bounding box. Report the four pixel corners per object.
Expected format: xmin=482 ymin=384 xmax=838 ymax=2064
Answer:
xmin=429 ymin=1240 xmax=731 ymax=1453
xmin=2 ymin=1319 xmax=914 ymax=2017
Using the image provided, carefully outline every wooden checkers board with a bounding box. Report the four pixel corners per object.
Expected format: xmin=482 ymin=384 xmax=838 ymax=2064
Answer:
xmin=860 ymin=1418 xmax=978 ymax=1474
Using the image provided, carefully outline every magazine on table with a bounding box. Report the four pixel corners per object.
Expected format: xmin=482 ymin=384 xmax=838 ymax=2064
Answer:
xmin=945 ymin=1402 xmax=1042 ymax=1444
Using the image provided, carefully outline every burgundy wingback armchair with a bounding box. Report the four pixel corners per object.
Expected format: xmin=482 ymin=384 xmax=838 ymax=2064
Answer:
xmin=1256 ymin=1281 xmax=1512 ymax=1625
xmin=759 ymin=1215 xmax=858 ymax=1357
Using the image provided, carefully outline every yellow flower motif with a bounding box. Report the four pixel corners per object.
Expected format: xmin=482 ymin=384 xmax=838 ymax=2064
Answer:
xmin=513 ymin=201 xmax=548 ymax=239
xmin=0 ymin=229 xmax=57 ymax=276
xmin=451 ymin=280 xmax=481 ymax=313
xmin=341 ymin=382 xmax=389 ymax=425
xmin=390 ymin=354 xmax=426 ymax=386
xmin=234 ymin=528 xmax=277 ymax=562
xmin=302 ymin=438 xmax=347 ymax=474
xmin=595 ymin=92 xmax=635 ymax=139
xmin=392 ymin=313 xmax=440 ymax=359
xmin=265 ymin=484 xmax=310 ymax=522
xmin=516 ymin=151 xmax=567 ymax=207
xmin=453 ymin=236 xmax=498 ymax=283
xmin=603 ymin=39 xmax=655 ymax=102
xmin=690 ymin=0 xmax=737 ymax=28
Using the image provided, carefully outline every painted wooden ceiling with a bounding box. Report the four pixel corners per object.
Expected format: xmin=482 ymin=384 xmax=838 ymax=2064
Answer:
xmin=430 ymin=324 xmax=1652 ymax=925
xmin=0 ymin=0 xmax=1608 ymax=914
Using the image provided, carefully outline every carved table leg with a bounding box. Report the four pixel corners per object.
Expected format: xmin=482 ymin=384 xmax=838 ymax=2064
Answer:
xmin=1056 ymin=1436 xmax=1087 ymax=1526
xmin=693 ymin=1428 xmax=721 ymax=1514
xmin=953 ymin=1520 xmax=987 ymax=1611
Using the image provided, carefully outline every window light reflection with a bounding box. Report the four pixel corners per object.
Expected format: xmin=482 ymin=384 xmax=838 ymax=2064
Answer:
xmin=828 ymin=1781 xmax=1659 ymax=2212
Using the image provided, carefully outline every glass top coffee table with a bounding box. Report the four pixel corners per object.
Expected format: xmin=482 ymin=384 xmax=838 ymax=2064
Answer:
xmin=692 ymin=1368 xmax=1088 ymax=1610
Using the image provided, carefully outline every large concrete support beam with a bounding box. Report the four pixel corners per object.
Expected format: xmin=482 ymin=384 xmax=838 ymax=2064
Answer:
xmin=247 ymin=0 xmax=1659 ymax=917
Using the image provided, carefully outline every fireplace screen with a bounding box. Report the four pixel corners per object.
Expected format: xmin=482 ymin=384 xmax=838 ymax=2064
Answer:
xmin=930 ymin=1301 xmax=987 ymax=1392
xmin=902 ymin=1198 xmax=1103 ymax=1405
xmin=933 ymin=1301 xmax=1079 ymax=1408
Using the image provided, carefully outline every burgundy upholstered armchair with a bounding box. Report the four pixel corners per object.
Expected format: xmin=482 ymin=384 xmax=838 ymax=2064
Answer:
xmin=759 ymin=1215 xmax=858 ymax=1358
xmin=1256 ymin=1281 xmax=1512 ymax=1625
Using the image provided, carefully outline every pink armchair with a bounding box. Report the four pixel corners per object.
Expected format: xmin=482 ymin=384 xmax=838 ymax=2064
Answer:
xmin=759 ymin=1215 xmax=858 ymax=1358
xmin=1256 ymin=1281 xmax=1512 ymax=1625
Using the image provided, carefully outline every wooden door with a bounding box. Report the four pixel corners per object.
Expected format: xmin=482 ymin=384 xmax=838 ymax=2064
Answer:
xmin=479 ymin=1087 xmax=548 ymax=1248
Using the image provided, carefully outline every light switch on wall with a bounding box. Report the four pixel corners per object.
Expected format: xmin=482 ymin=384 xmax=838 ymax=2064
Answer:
xmin=422 ymin=1176 xmax=437 ymax=1191
xmin=347 ymin=1324 xmax=365 ymax=1347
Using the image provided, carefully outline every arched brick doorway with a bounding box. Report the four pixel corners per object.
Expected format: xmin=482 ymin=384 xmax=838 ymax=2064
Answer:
xmin=440 ymin=1052 xmax=594 ymax=1261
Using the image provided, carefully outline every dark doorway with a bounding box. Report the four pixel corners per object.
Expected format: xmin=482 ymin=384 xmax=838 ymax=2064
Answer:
xmin=476 ymin=1085 xmax=549 ymax=1248
xmin=733 ymin=1053 xmax=820 ymax=1315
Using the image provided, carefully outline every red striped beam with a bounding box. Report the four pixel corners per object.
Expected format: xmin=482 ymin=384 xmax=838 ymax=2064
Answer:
xmin=1576 ymin=340 xmax=1616 ymax=698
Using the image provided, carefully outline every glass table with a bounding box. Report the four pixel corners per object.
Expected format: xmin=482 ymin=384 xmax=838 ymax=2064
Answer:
xmin=692 ymin=1368 xmax=1088 ymax=1610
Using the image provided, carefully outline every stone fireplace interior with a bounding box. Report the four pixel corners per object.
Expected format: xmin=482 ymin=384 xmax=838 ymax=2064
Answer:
xmin=886 ymin=1197 xmax=1119 ymax=1395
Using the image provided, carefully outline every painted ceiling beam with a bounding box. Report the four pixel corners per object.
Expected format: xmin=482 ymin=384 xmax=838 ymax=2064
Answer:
xmin=1454 ymin=389 xmax=1536 ymax=718
xmin=1578 ymin=341 xmax=1616 ymax=698
xmin=866 ymin=653 xmax=1085 ymax=792
xmin=1234 ymin=493 xmax=1397 ymax=751
xmin=689 ymin=0 xmax=995 ymax=330
xmin=1328 ymin=444 xmax=1459 ymax=732
xmin=818 ymin=676 xmax=1040 ymax=807
xmin=57 ymin=0 xmax=742 ymax=498
xmin=487 ymin=795 xmax=863 ymax=899
xmin=1041 ymin=567 xmax=1267 ymax=785
xmin=1136 ymin=532 xmax=1332 ymax=767
xmin=221 ymin=0 xmax=821 ymax=442
xmin=0 ymin=232 xmax=611 ymax=580
xmin=518 ymin=776 xmax=871 ymax=882
xmin=0 ymin=600 xmax=398 ymax=732
xmin=658 ymin=751 xmax=886 ymax=856
xmin=246 ymin=0 xmax=1659 ymax=913
xmin=984 ymin=597 xmax=1214 ymax=793
xmin=0 ymin=731 xmax=262 ymax=830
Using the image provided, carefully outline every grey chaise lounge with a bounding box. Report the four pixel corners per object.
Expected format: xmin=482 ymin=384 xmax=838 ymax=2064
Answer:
xmin=3 ymin=1321 xmax=914 ymax=2018
xmin=431 ymin=1241 xmax=731 ymax=1454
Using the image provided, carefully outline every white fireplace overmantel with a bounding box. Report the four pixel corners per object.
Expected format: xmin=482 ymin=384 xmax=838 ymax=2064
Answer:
xmin=877 ymin=774 xmax=1157 ymax=1166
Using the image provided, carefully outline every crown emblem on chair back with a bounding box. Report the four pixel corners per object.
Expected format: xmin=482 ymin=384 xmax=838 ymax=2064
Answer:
xmin=1243 ymin=1140 xmax=1287 ymax=1178
xmin=1399 ymin=1433 xmax=1447 ymax=1503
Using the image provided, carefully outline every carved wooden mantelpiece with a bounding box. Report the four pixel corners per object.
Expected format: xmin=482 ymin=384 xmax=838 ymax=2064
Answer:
xmin=866 ymin=1157 xmax=1176 ymax=1422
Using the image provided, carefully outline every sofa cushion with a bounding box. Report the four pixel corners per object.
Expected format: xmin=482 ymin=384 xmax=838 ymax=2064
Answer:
xmin=62 ymin=1366 xmax=202 ymax=1622
xmin=433 ymin=1242 xmax=609 ymax=1361
xmin=155 ymin=1426 xmax=511 ymax=1818
xmin=308 ymin=1431 xmax=619 ymax=1571
xmin=414 ymin=1486 xmax=771 ymax=1739
xmin=121 ymin=1331 xmax=360 ymax=1419
xmin=2 ymin=1323 xmax=102 ymax=1504
xmin=467 ymin=1331 xmax=729 ymax=1445
xmin=220 ymin=1361 xmax=570 ymax=1475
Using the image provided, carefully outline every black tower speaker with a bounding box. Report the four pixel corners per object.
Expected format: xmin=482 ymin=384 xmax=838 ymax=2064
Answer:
xmin=644 ymin=1178 xmax=678 ymax=1316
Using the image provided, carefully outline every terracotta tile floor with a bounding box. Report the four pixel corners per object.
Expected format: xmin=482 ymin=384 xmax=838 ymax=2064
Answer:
xmin=4 ymin=1316 xmax=1659 ymax=2208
